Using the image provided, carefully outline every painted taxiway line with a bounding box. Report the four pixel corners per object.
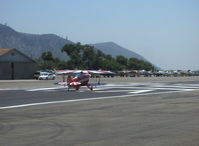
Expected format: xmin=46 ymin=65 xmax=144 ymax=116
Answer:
xmin=0 ymin=87 xmax=38 ymax=91
xmin=27 ymin=87 xmax=65 ymax=91
xmin=128 ymin=89 xmax=153 ymax=94
xmin=0 ymin=89 xmax=198 ymax=110
xmin=152 ymin=85 xmax=199 ymax=89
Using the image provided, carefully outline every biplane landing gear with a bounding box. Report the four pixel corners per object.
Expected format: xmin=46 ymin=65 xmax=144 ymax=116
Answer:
xmin=67 ymin=85 xmax=70 ymax=91
xmin=90 ymin=86 xmax=93 ymax=91
xmin=87 ymin=85 xmax=93 ymax=91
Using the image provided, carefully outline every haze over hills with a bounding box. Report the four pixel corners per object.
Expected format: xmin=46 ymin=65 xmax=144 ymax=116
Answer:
xmin=92 ymin=42 xmax=146 ymax=61
xmin=0 ymin=24 xmax=147 ymax=62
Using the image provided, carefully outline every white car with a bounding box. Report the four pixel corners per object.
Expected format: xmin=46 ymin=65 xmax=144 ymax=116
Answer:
xmin=38 ymin=73 xmax=55 ymax=80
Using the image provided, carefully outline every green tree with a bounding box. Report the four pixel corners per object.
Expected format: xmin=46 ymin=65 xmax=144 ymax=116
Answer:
xmin=62 ymin=43 xmax=84 ymax=69
xmin=41 ymin=51 xmax=54 ymax=61
xmin=116 ymin=55 xmax=128 ymax=70
xmin=37 ymin=51 xmax=67 ymax=70
xmin=128 ymin=58 xmax=154 ymax=71
xmin=82 ymin=45 xmax=96 ymax=69
xmin=61 ymin=43 xmax=154 ymax=71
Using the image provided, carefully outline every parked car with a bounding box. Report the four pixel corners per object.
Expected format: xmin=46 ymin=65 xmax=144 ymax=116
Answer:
xmin=38 ymin=72 xmax=56 ymax=80
xmin=33 ymin=71 xmax=43 ymax=79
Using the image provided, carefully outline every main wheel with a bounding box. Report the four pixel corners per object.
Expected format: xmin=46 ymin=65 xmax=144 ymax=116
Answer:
xmin=90 ymin=86 xmax=93 ymax=91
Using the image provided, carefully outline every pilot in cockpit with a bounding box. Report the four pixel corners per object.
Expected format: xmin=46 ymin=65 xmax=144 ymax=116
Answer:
xmin=77 ymin=71 xmax=84 ymax=79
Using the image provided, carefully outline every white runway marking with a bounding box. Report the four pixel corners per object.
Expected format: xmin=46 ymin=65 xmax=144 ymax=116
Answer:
xmin=129 ymin=89 xmax=153 ymax=94
xmin=95 ymin=89 xmax=138 ymax=93
xmin=0 ymin=88 xmax=28 ymax=91
xmin=27 ymin=87 xmax=65 ymax=91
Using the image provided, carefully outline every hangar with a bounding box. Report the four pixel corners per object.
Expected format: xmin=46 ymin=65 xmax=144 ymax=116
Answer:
xmin=0 ymin=48 xmax=37 ymax=79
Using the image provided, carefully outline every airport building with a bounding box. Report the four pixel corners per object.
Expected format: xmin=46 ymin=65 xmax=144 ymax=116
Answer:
xmin=0 ymin=48 xmax=37 ymax=79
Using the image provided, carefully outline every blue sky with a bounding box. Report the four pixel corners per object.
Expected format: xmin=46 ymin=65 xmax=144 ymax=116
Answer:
xmin=1 ymin=0 xmax=199 ymax=70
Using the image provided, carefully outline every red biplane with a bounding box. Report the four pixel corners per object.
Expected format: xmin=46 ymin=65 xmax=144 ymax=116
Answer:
xmin=55 ymin=70 xmax=114 ymax=91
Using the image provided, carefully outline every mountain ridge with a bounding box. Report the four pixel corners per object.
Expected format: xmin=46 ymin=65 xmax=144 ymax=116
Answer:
xmin=0 ymin=24 xmax=148 ymax=63
xmin=0 ymin=24 xmax=73 ymax=60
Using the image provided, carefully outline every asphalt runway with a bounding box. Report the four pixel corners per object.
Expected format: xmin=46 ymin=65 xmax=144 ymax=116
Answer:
xmin=1 ymin=81 xmax=199 ymax=109
xmin=0 ymin=78 xmax=199 ymax=146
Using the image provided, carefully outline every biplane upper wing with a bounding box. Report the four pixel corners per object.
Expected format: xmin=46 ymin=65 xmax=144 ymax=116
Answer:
xmin=56 ymin=70 xmax=115 ymax=75
xmin=55 ymin=70 xmax=75 ymax=75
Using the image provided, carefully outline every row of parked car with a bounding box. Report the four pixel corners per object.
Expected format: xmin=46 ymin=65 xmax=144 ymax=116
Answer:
xmin=33 ymin=71 xmax=56 ymax=80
